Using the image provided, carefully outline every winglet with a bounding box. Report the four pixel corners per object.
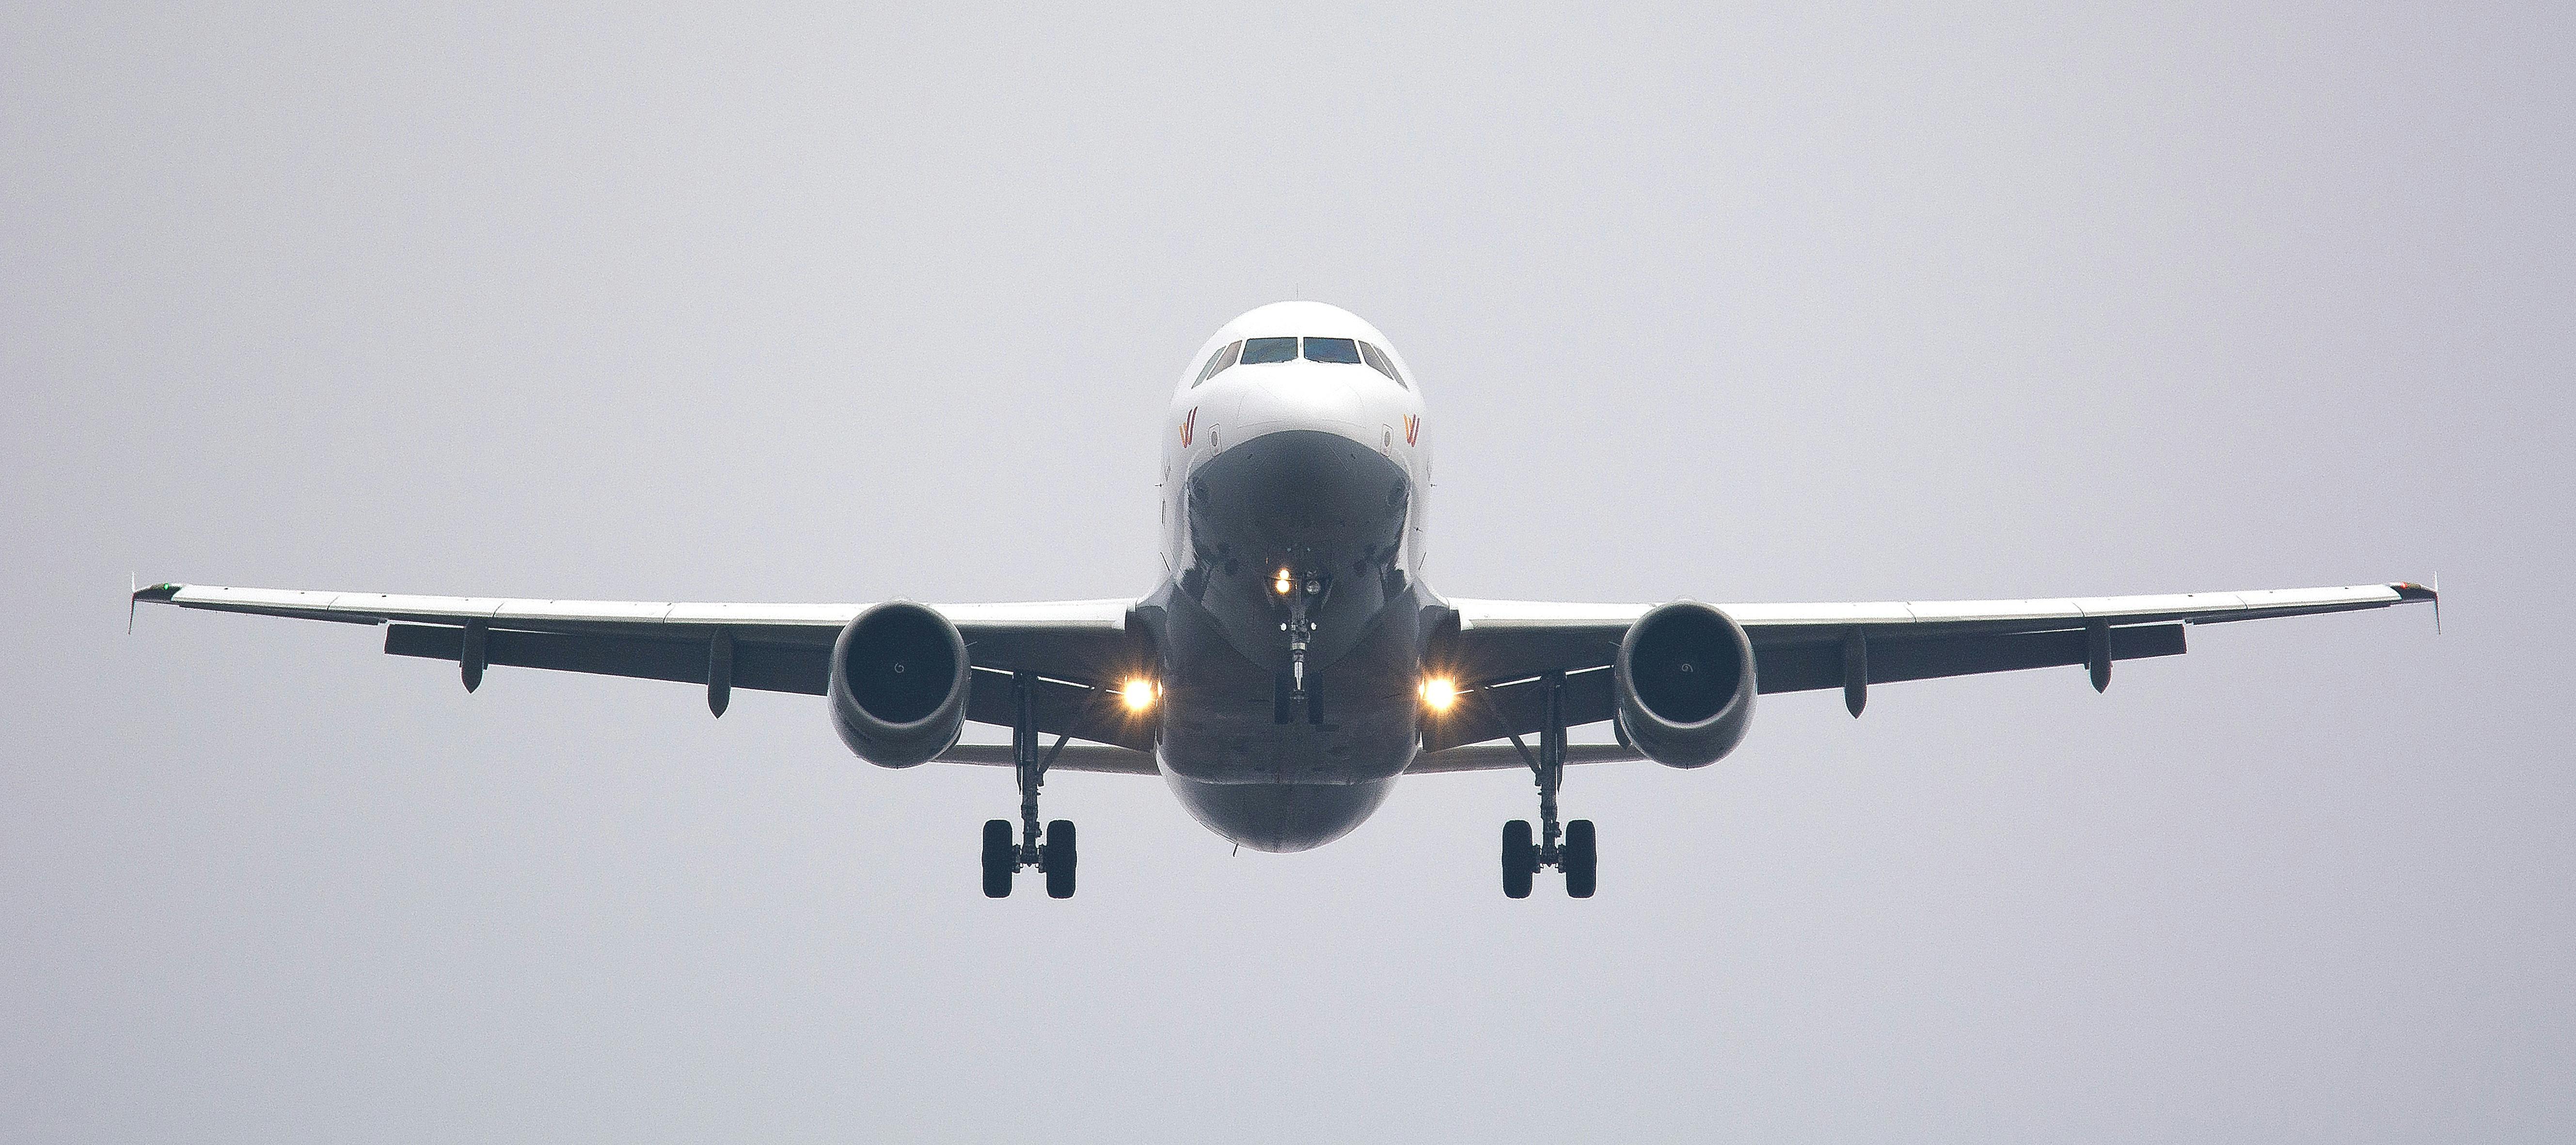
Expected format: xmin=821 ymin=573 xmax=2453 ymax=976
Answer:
xmin=130 ymin=577 xmax=181 ymax=629
xmin=2392 ymin=580 xmax=2439 ymax=635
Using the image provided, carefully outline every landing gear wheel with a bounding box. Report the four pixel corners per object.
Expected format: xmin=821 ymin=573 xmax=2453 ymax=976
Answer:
xmin=1043 ymin=819 xmax=1078 ymax=899
xmin=1563 ymin=819 xmax=1597 ymax=898
xmin=1501 ymin=820 xmax=1535 ymax=899
xmin=981 ymin=819 xmax=1015 ymax=898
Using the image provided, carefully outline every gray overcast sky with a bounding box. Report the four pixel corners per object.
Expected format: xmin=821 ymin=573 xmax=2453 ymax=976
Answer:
xmin=7 ymin=3 xmax=2571 ymax=1141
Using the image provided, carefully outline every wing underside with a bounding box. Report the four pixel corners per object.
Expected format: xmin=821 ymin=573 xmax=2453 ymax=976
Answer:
xmin=134 ymin=583 xmax=1152 ymax=750
xmin=1427 ymin=583 xmax=2435 ymax=752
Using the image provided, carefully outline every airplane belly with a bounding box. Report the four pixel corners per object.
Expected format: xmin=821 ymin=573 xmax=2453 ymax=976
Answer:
xmin=1153 ymin=575 xmax=1427 ymax=786
xmin=1151 ymin=613 xmax=1418 ymax=850
xmin=1141 ymin=424 xmax=1435 ymax=849
xmin=1161 ymin=771 xmax=1396 ymax=854
xmin=1177 ymin=428 xmax=1416 ymax=671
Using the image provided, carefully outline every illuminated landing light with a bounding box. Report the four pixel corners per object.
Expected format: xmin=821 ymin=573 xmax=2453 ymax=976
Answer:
xmin=1274 ymin=570 xmax=1294 ymax=595
xmin=1419 ymin=676 xmax=1458 ymax=713
xmin=1122 ymin=677 xmax=1159 ymax=712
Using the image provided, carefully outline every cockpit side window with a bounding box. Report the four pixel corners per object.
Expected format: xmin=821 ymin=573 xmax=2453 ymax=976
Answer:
xmin=1194 ymin=340 xmax=1241 ymax=386
xmin=1358 ymin=341 xmax=1405 ymax=387
xmin=1302 ymin=337 xmax=1362 ymax=365
xmin=1240 ymin=336 xmax=1299 ymax=365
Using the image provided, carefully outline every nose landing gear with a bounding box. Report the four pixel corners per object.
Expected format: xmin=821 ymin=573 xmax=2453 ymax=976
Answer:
xmin=982 ymin=671 xmax=1081 ymax=899
xmin=1279 ymin=566 xmax=1325 ymax=724
xmin=1497 ymin=670 xmax=1597 ymax=899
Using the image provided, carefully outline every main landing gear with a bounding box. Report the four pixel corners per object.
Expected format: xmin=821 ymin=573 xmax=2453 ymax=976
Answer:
xmin=1500 ymin=671 xmax=1596 ymax=899
xmin=983 ymin=671 xmax=1078 ymax=899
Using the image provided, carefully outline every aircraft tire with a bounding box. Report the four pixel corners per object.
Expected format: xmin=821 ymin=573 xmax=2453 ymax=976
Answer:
xmin=982 ymin=819 xmax=1015 ymax=898
xmin=1043 ymin=819 xmax=1078 ymax=899
xmin=1564 ymin=819 xmax=1597 ymax=898
xmin=1502 ymin=820 xmax=1535 ymax=899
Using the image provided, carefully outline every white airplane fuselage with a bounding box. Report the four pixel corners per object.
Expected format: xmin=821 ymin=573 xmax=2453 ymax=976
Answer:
xmin=1143 ymin=302 xmax=1437 ymax=852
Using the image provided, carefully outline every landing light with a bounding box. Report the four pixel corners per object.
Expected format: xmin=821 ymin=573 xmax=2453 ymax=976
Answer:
xmin=1122 ymin=677 xmax=1159 ymax=712
xmin=1419 ymin=676 xmax=1458 ymax=713
xmin=1274 ymin=570 xmax=1294 ymax=595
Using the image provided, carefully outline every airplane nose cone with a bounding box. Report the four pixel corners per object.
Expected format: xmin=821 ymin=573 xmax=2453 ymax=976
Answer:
xmin=1233 ymin=363 xmax=1372 ymax=438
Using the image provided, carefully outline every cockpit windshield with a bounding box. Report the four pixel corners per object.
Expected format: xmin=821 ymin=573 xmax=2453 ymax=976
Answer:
xmin=1201 ymin=334 xmax=1406 ymax=388
xmin=1240 ymin=337 xmax=1299 ymax=365
xmin=1357 ymin=341 xmax=1404 ymax=387
xmin=1301 ymin=337 xmax=1362 ymax=365
xmin=1192 ymin=340 xmax=1241 ymax=385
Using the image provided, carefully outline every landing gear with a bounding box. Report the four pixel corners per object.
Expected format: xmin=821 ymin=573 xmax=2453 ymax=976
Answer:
xmin=1563 ymin=818 xmax=1596 ymax=898
xmin=1280 ymin=563 xmax=1324 ymax=725
xmin=1497 ymin=670 xmax=1598 ymax=898
xmin=982 ymin=672 xmax=1079 ymax=899
xmin=1043 ymin=820 xmax=1077 ymax=899
xmin=1501 ymin=821 xmax=1535 ymax=899
xmin=982 ymin=819 xmax=1015 ymax=898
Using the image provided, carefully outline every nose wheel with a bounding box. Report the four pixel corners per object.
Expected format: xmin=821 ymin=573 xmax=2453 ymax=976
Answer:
xmin=983 ymin=671 xmax=1083 ymax=899
xmin=1495 ymin=670 xmax=1597 ymax=898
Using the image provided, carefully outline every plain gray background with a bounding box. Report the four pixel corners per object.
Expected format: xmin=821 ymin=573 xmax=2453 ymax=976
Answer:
xmin=7 ymin=3 xmax=2570 ymax=1141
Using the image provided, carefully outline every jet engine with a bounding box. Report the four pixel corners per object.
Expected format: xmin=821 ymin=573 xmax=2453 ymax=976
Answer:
xmin=828 ymin=601 xmax=971 ymax=768
xmin=1613 ymin=601 xmax=1757 ymax=768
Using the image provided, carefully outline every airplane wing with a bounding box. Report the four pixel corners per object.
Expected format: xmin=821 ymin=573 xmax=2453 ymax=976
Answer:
xmin=129 ymin=583 xmax=1155 ymax=750
xmin=1427 ymin=582 xmax=2437 ymax=752
xmin=134 ymin=580 xmax=2437 ymax=768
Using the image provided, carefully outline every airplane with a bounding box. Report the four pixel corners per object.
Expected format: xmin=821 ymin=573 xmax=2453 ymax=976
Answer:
xmin=132 ymin=301 xmax=2437 ymax=899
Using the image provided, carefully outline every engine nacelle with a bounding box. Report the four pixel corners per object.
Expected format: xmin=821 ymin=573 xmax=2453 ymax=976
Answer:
xmin=1613 ymin=601 xmax=1756 ymax=769
xmin=828 ymin=601 xmax=970 ymax=768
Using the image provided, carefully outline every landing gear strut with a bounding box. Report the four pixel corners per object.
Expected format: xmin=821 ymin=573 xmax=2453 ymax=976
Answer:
xmin=982 ymin=671 xmax=1078 ymax=898
xmin=1500 ymin=670 xmax=1596 ymax=898
xmin=1279 ymin=564 xmax=1324 ymax=725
